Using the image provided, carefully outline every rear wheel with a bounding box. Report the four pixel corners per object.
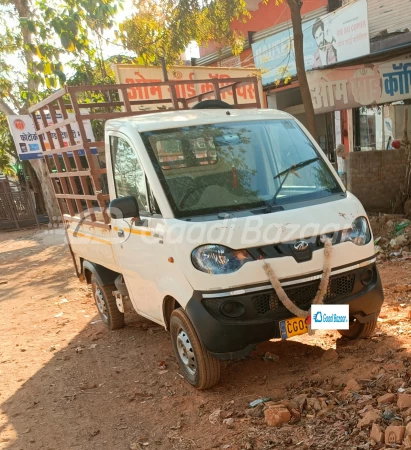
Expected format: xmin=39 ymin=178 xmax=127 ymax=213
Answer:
xmin=338 ymin=313 xmax=379 ymax=339
xmin=91 ymin=275 xmax=125 ymax=330
xmin=170 ymin=308 xmax=220 ymax=390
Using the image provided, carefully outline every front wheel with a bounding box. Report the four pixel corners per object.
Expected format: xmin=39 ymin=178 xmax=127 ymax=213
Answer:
xmin=170 ymin=309 xmax=220 ymax=390
xmin=91 ymin=275 xmax=125 ymax=330
xmin=338 ymin=312 xmax=379 ymax=339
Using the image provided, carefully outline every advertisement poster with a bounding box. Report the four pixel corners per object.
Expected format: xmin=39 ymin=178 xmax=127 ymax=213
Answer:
xmin=7 ymin=113 xmax=95 ymax=161
xmin=306 ymin=55 xmax=411 ymax=114
xmin=252 ymin=0 xmax=370 ymax=85
xmin=113 ymin=65 xmax=264 ymax=111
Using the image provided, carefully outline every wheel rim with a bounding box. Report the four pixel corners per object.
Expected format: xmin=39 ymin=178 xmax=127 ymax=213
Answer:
xmin=94 ymin=287 xmax=108 ymax=321
xmin=176 ymin=327 xmax=197 ymax=376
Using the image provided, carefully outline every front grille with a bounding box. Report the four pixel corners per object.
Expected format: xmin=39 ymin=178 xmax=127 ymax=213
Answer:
xmin=252 ymin=274 xmax=355 ymax=315
xmin=246 ymin=231 xmax=341 ymax=264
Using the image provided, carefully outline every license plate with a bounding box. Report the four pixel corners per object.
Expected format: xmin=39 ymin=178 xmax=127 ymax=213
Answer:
xmin=279 ymin=317 xmax=308 ymax=339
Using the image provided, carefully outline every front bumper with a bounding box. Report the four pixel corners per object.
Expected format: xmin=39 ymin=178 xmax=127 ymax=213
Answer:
xmin=185 ymin=259 xmax=384 ymax=359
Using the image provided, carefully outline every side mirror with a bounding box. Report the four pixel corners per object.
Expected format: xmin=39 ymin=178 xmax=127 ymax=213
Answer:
xmin=108 ymin=196 xmax=140 ymax=220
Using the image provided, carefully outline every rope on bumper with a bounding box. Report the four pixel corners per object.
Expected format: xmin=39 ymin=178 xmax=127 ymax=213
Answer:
xmin=263 ymin=239 xmax=333 ymax=335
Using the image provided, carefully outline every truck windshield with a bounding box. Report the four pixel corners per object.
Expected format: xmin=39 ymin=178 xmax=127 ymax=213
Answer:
xmin=141 ymin=119 xmax=343 ymax=218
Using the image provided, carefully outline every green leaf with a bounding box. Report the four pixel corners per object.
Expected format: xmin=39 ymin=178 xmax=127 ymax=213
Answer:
xmin=54 ymin=69 xmax=67 ymax=85
xmin=60 ymin=34 xmax=72 ymax=50
xmin=51 ymin=18 xmax=62 ymax=34
xmin=66 ymin=20 xmax=78 ymax=36
xmin=27 ymin=20 xmax=37 ymax=33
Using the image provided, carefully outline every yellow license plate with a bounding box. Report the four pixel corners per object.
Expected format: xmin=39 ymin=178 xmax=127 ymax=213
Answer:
xmin=279 ymin=317 xmax=308 ymax=339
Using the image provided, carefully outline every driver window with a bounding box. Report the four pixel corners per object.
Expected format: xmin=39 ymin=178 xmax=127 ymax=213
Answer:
xmin=110 ymin=136 xmax=148 ymax=212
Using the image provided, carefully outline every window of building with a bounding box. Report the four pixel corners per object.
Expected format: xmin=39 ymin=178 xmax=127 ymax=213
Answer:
xmin=354 ymin=106 xmax=386 ymax=151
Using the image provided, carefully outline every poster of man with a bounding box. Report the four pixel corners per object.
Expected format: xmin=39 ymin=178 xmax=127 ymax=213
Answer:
xmin=251 ymin=0 xmax=370 ymax=86
xmin=312 ymin=18 xmax=338 ymax=68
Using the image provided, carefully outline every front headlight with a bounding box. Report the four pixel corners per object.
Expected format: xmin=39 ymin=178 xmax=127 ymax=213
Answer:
xmin=191 ymin=244 xmax=253 ymax=274
xmin=341 ymin=217 xmax=372 ymax=246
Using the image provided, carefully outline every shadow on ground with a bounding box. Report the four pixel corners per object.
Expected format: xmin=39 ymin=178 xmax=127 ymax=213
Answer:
xmin=0 ymin=231 xmax=407 ymax=450
xmin=0 ymin=308 xmax=406 ymax=450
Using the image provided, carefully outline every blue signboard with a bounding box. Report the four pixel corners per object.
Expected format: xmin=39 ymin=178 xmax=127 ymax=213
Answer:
xmin=251 ymin=18 xmax=317 ymax=86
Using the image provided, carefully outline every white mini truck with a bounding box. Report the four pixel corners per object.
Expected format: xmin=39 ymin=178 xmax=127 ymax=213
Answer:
xmin=30 ymin=78 xmax=383 ymax=389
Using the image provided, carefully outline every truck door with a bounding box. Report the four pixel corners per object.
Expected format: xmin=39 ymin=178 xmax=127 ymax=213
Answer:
xmin=109 ymin=135 xmax=163 ymax=323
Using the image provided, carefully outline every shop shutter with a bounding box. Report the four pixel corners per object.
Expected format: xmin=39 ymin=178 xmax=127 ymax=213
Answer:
xmin=368 ymin=0 xmax=411 ymax=38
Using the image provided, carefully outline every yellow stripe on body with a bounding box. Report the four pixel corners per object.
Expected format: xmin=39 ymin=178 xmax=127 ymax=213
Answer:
xmin=113 ymin=226 xmax=151 ymax=237
xmin=67 ymin=229 xmax=112 ymax=246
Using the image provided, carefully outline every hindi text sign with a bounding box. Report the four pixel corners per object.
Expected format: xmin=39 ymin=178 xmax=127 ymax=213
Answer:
xmin=7 ymin=113 xmax=95 ymax=161
xmin=113 ymin=65 xmax=263 ymax=111
xmin=307 ymin=55 xmax=411 ymax=114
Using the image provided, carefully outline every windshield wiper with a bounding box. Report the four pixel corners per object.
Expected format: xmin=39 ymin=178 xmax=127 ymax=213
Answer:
xmin=266 ymin=157 xmax=320 ymax=211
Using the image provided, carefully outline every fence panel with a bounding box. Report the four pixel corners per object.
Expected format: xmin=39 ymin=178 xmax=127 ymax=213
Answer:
xmin=0 ymin=183 xmax=38 ymax=231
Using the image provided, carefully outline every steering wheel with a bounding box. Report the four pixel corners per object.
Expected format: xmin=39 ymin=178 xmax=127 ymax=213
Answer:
xmin=178 ymin=184 xmax=218 ymax=209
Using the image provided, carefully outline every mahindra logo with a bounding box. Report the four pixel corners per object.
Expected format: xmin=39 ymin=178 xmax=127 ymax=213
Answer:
xmin=294 ymin=240 xmax=309 ymax=252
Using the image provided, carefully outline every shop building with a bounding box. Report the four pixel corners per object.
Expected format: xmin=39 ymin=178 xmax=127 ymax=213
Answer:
xmin=194 ymin=0 xmax=411 ymax=162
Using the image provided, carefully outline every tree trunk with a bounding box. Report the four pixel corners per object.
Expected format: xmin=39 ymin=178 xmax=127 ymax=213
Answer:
xmin=29 ymin=159 xmax=61 ymax=220
xmin=6 ymin=0 xmax=60 ymax=223
xmin=287 ymin=0 xmax=319 ymax=141
xmin=24 ymin=160 xmax=46 ymax=214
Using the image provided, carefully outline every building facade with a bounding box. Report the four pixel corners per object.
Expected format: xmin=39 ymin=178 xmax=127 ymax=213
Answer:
xmin=194 ymin=0 xmax=411 ymax=164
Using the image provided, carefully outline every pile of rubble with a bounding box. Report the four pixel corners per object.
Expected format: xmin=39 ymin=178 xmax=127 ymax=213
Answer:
xmin=238 ymin=359 xmax=411 ymax=449
xmin=369 ymin=214 xmax=411 ymax=261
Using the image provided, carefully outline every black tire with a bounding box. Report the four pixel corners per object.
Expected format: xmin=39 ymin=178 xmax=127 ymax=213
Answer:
xmin=338 ymin=312 xmax=379 ymax=339
xmin=91 ymin=275 xmax=125 ymax=330
xmin=170 ymin=308 xmax=220 ymax=390
xmin=191 ymin=99 xmax=233 ymax=110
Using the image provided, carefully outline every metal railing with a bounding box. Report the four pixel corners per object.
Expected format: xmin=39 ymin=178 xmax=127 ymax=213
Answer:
xmin=28 ymin=76 xmax=262 ymax=229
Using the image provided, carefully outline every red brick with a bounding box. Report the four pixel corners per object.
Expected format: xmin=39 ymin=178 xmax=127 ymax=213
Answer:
xmin=385 ymin=426 xmax=405 ymax=445
xmin=377 ymin=393 xmax=396 ymax=405
xmin=357 ymin=409 xmax=380 ymax=428
xmin=264 ymin=406 xmax=291 ymax=427
xmin=345 ymin=379 xmax=361 ymax=392
xmin=398 ymin=394 xmax=411 ymax=410
xmin=370 ymin=424 xmax=384 ymax=443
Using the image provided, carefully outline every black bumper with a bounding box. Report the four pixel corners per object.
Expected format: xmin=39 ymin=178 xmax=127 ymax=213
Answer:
xmin=185 ymin=262 xmax=384 ymax=359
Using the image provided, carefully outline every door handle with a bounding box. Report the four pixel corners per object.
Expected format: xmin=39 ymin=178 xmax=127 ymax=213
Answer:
xmin=117 ymin=229 xmax=125 ymax=238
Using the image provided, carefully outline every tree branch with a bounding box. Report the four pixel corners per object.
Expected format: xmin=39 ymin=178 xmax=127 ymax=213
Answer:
xmin=0 ymin=98 xmax=16 ymax=115
xmin=7 ymin=91 xmax=22 ymax=113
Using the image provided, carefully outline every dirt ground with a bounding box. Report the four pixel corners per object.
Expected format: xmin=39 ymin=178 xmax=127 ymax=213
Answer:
xmin=1 ymin=228 xmax=411 ymax=450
